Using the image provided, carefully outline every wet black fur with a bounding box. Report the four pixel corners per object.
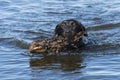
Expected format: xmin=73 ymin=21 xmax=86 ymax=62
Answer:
xmin=54 ymin=19 xmax=88 ymax=48
xmin=54 ymin=19 xmax=88 ymax=38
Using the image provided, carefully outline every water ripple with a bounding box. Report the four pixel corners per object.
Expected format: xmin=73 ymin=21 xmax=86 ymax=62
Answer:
xmin=0 ymin=0 xmax=120 ymax=80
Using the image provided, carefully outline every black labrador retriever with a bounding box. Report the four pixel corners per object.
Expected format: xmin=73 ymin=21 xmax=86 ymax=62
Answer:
xmin=54 ymin=19 xmax=87 ymax=39
xmin=54 ymin=19 xmax=88 ymax=48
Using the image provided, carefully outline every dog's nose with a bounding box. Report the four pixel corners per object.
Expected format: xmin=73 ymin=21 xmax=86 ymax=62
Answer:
xmin=64 ymin=31 xmax=73 ymax=38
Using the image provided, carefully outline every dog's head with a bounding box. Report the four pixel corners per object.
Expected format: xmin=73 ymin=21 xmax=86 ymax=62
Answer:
xmin=54 ymin=19 xmax=88 ymax=39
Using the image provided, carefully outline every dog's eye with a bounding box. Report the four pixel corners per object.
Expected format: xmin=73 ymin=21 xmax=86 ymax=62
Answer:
xmin=68 ymin=21 xmax=71 ymax=25
xmin=61 ymin=23 xmax=66 ymax=28
xmin=69 ymin=21 xmax=74 ymax=26
xmin=72 ymin=22 xmax=76 ymax=25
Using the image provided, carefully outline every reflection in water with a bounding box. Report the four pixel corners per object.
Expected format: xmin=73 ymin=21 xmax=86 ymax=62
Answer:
xmin=29 ymin=55 xmax=85 ymax=71
xmin=1 ymin=0 xmax=120 ymax=79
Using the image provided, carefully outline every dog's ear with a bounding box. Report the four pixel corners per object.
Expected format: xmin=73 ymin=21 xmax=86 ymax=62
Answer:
xmin=54 ymin=24 xmax=63 ymax=37
xmin=78 ymin=23 xmax=88 ymax=36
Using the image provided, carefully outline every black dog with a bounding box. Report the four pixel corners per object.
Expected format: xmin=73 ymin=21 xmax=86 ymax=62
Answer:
xmin=54 ymin=19 xmax=88 ymax=39
xmin=54 ymin=19 xmax=88 ymax=48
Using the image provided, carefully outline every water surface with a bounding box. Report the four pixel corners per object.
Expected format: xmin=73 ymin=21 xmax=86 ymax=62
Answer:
xmin=0 ymin=0 xmax=120 ymax=80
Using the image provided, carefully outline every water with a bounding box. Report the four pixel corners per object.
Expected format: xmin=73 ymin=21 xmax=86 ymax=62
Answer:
xmin=0 ymin=0 xmax=120 ymax=80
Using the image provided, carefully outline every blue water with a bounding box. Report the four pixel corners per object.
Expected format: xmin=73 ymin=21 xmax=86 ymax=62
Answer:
xmin=0 ymin=0 xmax=120 ymax=80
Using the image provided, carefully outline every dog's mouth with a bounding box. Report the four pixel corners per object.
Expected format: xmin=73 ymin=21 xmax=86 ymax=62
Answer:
xmin=64 ymin=31 xmax=74 ymax=41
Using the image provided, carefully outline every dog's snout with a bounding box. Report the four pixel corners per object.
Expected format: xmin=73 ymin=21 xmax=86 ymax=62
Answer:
xmin=65 ymin=30 xmax=70 ymax=33
xmin=64 ymin=31 xmax=73 ymax=38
